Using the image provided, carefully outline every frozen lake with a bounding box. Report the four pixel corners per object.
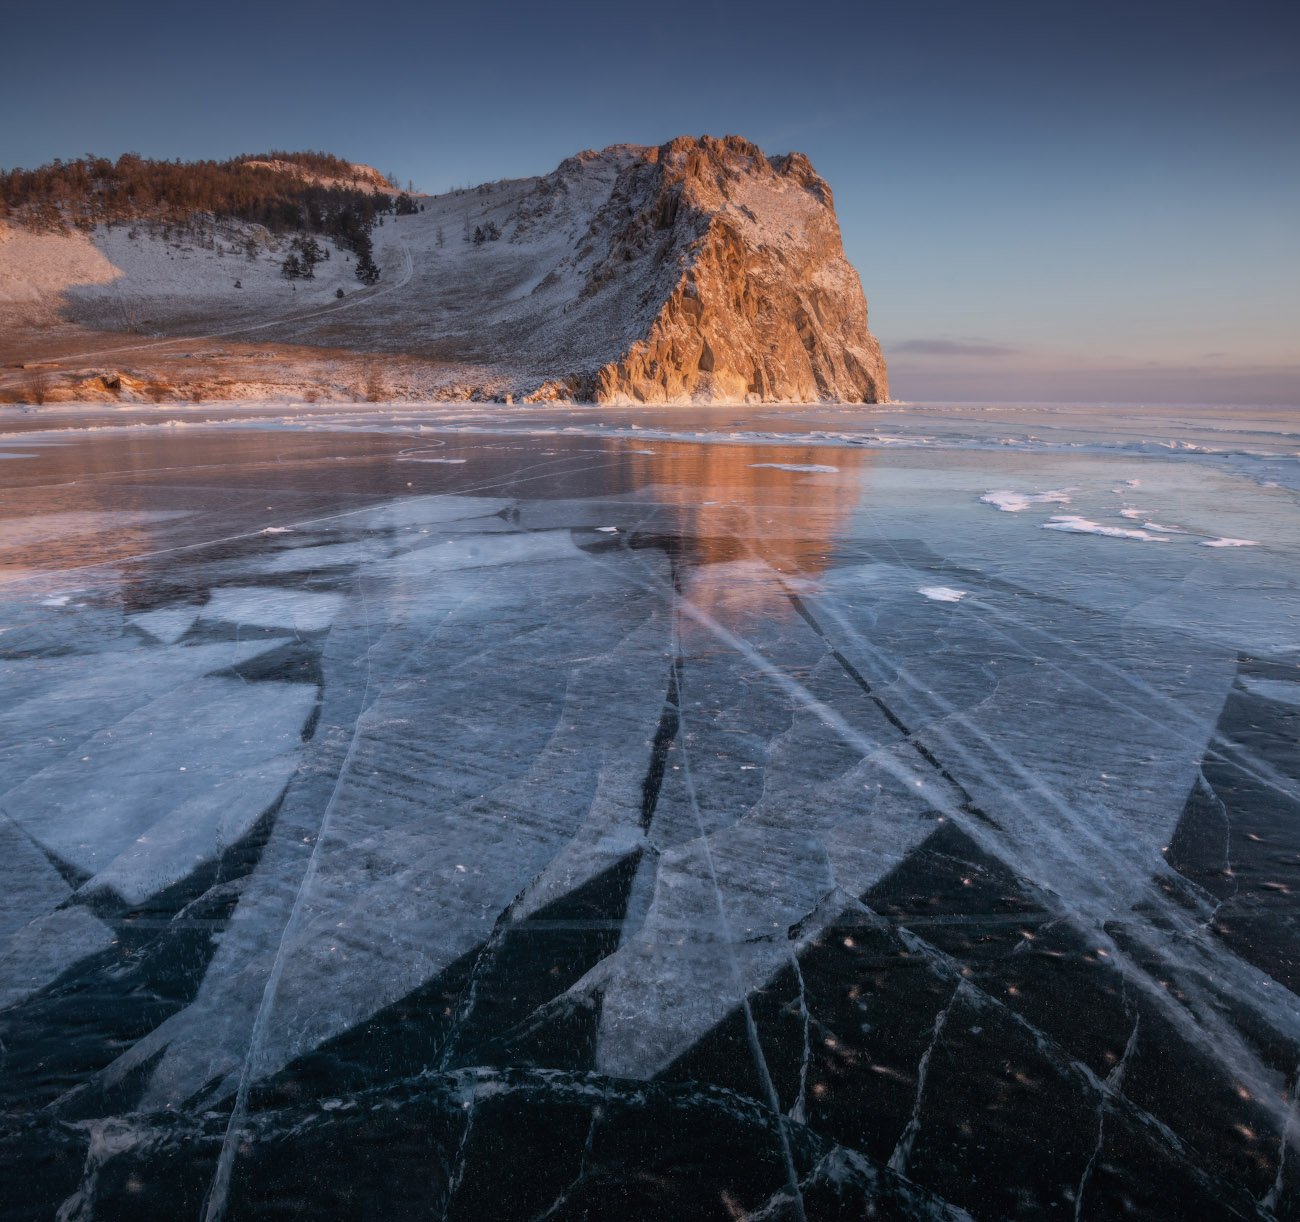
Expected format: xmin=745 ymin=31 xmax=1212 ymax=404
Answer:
xmin=1 ymin=401 xmax=1298 ymax=1219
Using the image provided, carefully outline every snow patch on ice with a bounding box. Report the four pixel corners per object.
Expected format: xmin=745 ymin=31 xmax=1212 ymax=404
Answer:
xmin=980 ymin=489 xmax=1072 ymax=512
xmin=1119 ymin=508 xmax=1184 ymax=533
xmin=1043 ymin=516 xmax=1171 ymax=542
xmin=918 ymin=586 xmax=968 ymax=603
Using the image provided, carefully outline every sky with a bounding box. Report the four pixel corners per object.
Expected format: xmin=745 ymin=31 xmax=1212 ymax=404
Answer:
xmin=2 ymin=0 xmax=1297 ymax=403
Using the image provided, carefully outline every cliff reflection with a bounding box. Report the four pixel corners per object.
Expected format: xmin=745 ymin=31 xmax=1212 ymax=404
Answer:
xmin=625 ymin=439 xmax=869 ymax=623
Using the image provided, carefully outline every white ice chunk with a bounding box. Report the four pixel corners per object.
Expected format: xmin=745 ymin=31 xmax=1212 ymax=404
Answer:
xmin=201 ymin=586 xmax=344 ymax=632
xmin=918 ymin=586 xmax=968 ymax=602
xmin=1043 ymin=515 xmax=1171 ymax=542
xmin=980 ymin=489 xmax=1072 ymax=512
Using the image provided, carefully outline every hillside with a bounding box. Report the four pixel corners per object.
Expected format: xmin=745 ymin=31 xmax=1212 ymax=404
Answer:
xmin=0 ymin=137 xmax=887 ymax=404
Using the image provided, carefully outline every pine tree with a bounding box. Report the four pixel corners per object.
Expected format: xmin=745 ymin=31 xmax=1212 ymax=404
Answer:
xmin=353 ymin=232 xmax=380 ymax=285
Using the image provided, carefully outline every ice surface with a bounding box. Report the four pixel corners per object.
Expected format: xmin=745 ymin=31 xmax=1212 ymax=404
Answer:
xmin=2 ymin=411 xmax=1298 ymax=1221
xmin=130 ymin=605 xmax=201 ymax=643
xmin=200 ymin=586 xmax=345 ymax=632
xmin=1239 ymin=676 xmax=1300 ymax=708
xmin=7 ymin=676 xmax=317 ymax=878
xmin=0 ymin=906 xmax=116 ymax=1008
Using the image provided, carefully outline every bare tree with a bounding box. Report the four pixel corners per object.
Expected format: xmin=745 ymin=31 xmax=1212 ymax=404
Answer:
xmin=22 ymin=368 xmax=51 ymax=405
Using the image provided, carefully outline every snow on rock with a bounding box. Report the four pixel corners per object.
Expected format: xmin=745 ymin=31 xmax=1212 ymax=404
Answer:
xmin=528 ymin=135 xmax=889 ymax=404
xmin=0 ymin=136 xmax=888 ymax=406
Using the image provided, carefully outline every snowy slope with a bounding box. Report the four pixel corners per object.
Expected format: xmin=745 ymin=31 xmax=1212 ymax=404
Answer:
xmin=0 ymin=137 xmax=888 ymax=404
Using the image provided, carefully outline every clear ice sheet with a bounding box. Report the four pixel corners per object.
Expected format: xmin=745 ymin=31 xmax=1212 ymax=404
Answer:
xmin=0 ymin=410 xmax=1298 ymax=1220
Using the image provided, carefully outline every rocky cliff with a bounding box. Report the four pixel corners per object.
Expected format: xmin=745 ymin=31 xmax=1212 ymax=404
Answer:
xmin=526 ymin=136 xmax=887 ymax=404
xmin=1 ymin=136 xmax=887 ymax=405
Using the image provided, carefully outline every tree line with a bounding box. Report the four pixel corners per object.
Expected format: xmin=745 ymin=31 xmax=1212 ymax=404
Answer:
xmin=0 ymin=152 xmax=391 ymax=241
xmin=0 ymin=151 xmax=409 ymax=285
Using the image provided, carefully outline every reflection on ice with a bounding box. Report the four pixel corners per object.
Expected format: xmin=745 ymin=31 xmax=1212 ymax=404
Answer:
xmin=0 ymin=420 xmax=1297 ymax=1219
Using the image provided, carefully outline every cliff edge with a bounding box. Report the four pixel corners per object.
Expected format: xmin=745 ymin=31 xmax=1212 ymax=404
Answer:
xmin=525 ymin=135 xmax=887 ymax=404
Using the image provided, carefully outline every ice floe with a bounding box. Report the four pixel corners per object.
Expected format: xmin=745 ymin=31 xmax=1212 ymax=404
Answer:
xmin=200 ymin=586 xmax=345 ymax=631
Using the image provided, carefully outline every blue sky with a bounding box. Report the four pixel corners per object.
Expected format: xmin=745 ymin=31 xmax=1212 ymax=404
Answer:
xmin=3 ymin=0 xmax=1297 ymax=402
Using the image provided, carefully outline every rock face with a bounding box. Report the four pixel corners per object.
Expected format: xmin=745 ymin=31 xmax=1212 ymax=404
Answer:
xmin=1 ymin=135 xmax=887 ymax=405
xmin=544 ymin=136 xmax=887 ymax=404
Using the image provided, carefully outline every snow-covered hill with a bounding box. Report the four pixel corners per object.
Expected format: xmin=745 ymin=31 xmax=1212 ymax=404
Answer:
xmin=0 ymin=136 xmax=887 ymax=404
